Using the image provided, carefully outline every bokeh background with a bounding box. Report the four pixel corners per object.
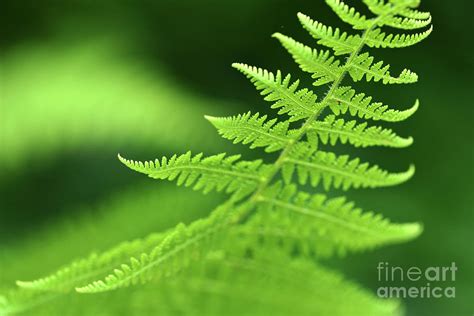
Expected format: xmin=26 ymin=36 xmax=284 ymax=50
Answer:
xmin=1 ymin=0 xmax=472 ymax=315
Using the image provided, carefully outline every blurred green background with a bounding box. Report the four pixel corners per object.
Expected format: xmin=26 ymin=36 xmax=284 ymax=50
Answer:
xmin=0 ymin=0 xmax=472 ymax=315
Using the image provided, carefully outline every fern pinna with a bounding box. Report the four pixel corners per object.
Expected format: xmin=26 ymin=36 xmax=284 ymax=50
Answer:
xmin=4 ymin=0 xmax=432 ymax=315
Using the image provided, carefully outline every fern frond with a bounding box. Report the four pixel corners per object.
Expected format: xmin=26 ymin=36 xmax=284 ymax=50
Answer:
xmin=298 ymin=13 xmax=362 ymax=55
xmin=283 ymin=144 xmax=415 ymax=190
xmin=273 ymin=33 xmax=343 ymax=86
xmin=325 ymin=0 xmax=372 ymax=30
xmin=119 ymin=152 xmax=268 ymax=199
xmin=1 ymin=183 xmax=219 ymax=290
xmin=232 ymin=63 xmax=320 ymax=121
xmin=205 ymin=112 xmax=292 ymax=153
xmin=206 ymin=248 xmax=403 ymax=316
xmin=75 ymin=203 xmax=234 ymax=293
xmin=348 ymin=52 xmax=418 ymax=84
xmin=249 ymin=183 xmax=422 ymax=255
xmin=366 ymin=27 xmax=432 ymax=48
xmin=398 ymin=7 xmax=431 ymax=20
xmin=307 ymin=115 xmax=413 ymax=148
xmin=3 ymin=250 xmax=402 ymax=316
xmin=362 ymin=0 xmax=429 ymax=19
xmin=328 ymin=86 xmax=419 ymax=122
xmin=4 ymin=1 xmax=432 ymax=314
xmin=16 ymin=231 xmax=169 ymax=292
xmin=388 ymin=0 xmax=421 ymax=9
xmin=384 ymin=14 xmax=432 ymax=30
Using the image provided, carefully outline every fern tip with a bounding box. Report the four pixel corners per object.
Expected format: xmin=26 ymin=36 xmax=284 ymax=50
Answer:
xmin=75 ymin=287 xmax=88 ymax=294
xmin=413 ymin=99 xmax=420 ymax=111
xmin=204 ymin=115 xmax=221 ymax=128
xmin=296 ymin=12 xmax=306 ymax=18
xmin=15 ymin=281 xmax=31 ymax=288
xmin=401 ymin=222 xmax=424 ymax=240
xmin=397 ymin=99 xmax=419 ymax=121
xmin=271 ymin=32 xmax=284 ymax=39
xmin=231 ymin=62 xmax=245 ymax=69
xmin=204 ymin=115 xmax=217 ymax=121
xmin=407 ymin=164 xmax=416 ymax=177
xmin=117 ymin=153 xmax=128 ymax=164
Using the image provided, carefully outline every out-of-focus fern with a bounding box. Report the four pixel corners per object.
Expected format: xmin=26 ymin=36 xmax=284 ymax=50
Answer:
xmin=0 ymin=185 xmax=220 ymax=315
xmin=243 ymin=182 xmax=420 ymax=257
xmin=3 ymin=0 xmax=432 ymax=314
xmin=1 ymin=245 xmax=402 ymax=316
xmin=0 ymin=38 xmax=239 ymax=175
xmin=0 ymin=184 xmax=216 ymax=285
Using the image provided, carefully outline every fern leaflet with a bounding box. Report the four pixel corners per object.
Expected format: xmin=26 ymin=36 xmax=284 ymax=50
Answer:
xmin=366 ymin=27 xmax=433 ymax=48
xmin=307 ymin=115 xmax=413 ymax=148
xmin=205 ymin=112 xmax=293 ymax=153
xmin=325 ymin=0 xmax=373 ymax=30
xmin=118 ymin=152 xmax=269 ymax=199
xmin=232 ymin=63 xmax=320 ymax=121
xmin=273 ymin=33 xmax=343 ymax=86
xmin=282 ymin=144 xmax=415 ymax=190
xmin=16 ymin=231 xmax=169 ymax=292
xmin=75 ymin=203 xmax=236 ymax=293
xmin=328 ymin=86 xmax=419 ymax=122
xmin=246 ymin=182 xmax=422 ymax=255
xmin=348 ymin=52 xmax=418 ymax=84
xmin=298 ymin=13 xmax=362 ymax=55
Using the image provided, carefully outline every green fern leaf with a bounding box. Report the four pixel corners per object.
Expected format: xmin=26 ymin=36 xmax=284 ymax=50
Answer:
xmin=119 ymin=152 xmax=268 ymax=199
xmin=16 ymin=231 xmax=169 ymax=292
xmin=325 ymin=0 xmax=372 ymax=30
xmin=307 ymin=115 xmax=413 ymax=148
xmin=273 ymin=33 xmax=343 ymax=86
xmin=362 ymin=0 xmax=429 ymax=20
xmin=348 ymin=52 xmax=418 ymax=84
xmin=398 ymin=7 xmax=431 ymax=20
xmin=248 ymin=182 xmax=422 ymax=255
xmin=384 ymin=14 xmax=432 ymax=30
xmin=205 ymin=112 xmax=292 ymax=152
xmin=9 ymin=1 xmax=432 ymax=313
xmin=204 ymin=247 xmax=403 ymax=316
xmin=298 ymin=13 xmax=362 ymax=55
xmin=2 ymin=248 xmax=402 ymax=315
xmin=75 ymin=204 xmax=234 ymax=293
xmin=232 ymin=63 xmax=320 ymax=121
xmin=388 ymin=0 xmax=421 ymax=9
xmin=283 ymin=144 xmax=415 ymax=190
xmin=328 ymin=86 xmax=419 ymax=122
xmin=366 ymin=27 xmax=432 ymax=49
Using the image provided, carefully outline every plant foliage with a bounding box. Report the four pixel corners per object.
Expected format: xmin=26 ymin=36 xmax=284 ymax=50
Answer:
xmin=2 ymin=0 xmax=432 ymax=314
